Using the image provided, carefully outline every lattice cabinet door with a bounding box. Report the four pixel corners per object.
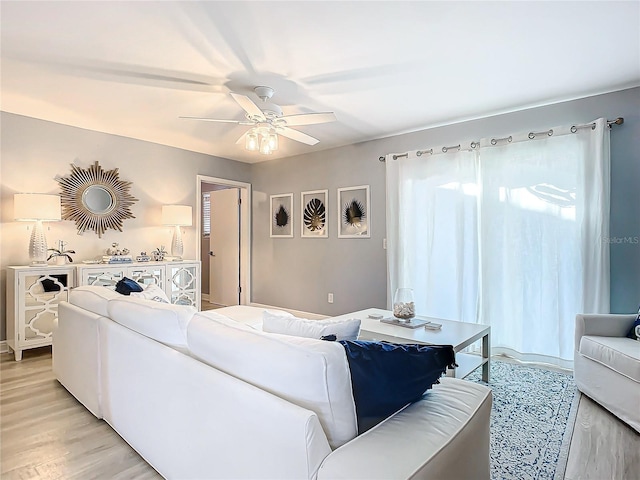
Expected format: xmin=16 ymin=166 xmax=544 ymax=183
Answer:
xmin=127 ymin=265 xmax=165 ymax=288
xmin=6 ymin=266 xmax=75 ymax=361
xmin=77 ymin=265 xmax=127 ymax=287
xmin=167 ymin=262 xmax=201 ymax=310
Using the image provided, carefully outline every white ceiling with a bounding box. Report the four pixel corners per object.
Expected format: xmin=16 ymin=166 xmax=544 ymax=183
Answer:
xmin=1 ymin=1 xmax=638 ymax=164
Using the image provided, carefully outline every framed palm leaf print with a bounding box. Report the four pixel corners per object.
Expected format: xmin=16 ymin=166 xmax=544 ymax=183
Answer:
xmin=337 ymin=185 xmax=370 ymax=238
xmin=270 ymin=193 xmax=293 ymax=238
xmin=301 ymin=190 xmax=328 ymax=238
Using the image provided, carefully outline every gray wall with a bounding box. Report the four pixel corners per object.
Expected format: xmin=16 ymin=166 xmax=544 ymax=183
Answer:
xmin=1 ymin=87 xmax=637 ymax=344
xmin=0 ymin=112 xmax=251 ymax=340
xmin=251 ymin=87 xmax=640 ymax=315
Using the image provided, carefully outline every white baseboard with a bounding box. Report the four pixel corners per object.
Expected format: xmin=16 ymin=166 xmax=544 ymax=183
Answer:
xmin=0 ymin=341 xmax=8 ymax=354
xmin=248 ymin=302 xmax=328 ymax=320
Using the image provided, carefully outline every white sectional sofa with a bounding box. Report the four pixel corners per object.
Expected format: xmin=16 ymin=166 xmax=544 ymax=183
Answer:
xmin=574 ymin=313 xmax=640 ymax=432
xmin=53 ymin=286 xmax=492 ymax=480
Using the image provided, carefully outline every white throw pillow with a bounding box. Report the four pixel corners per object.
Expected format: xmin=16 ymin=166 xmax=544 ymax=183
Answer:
xmin=130 ymin=283 xmax=170 ymax=303
xmin=262 ymin=311 xmax=361 ymax=341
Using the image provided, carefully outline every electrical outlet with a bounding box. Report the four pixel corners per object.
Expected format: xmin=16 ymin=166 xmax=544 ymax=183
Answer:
xmin=383 ymin=238 xmax=387 ymax=249
xmin=328 ymin=293 xmax=334 ymax=304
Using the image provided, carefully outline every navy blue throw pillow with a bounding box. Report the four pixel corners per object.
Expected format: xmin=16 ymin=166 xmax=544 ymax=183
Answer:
xmin=627 ymin=306 xmax=640 ymax=340
xmin=115 ymin=277 xmax=144 ymax=296
xmin=41 ymin=274 xmax=68 ymax=292
xmin=338 ymin=340 xmax=456 ymax=433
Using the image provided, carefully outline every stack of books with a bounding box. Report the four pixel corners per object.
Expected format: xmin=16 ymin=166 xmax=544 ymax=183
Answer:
xmin=102 ymin=255 xmax=133 ymax=264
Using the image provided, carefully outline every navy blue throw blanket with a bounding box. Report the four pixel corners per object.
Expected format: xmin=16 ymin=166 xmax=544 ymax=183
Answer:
xmin=338 ymin=340 xmax=456 ymax=433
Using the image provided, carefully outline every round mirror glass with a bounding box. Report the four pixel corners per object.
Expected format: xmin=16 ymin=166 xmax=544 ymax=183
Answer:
xmin=82 ymin=185 xmax=114 ymax=214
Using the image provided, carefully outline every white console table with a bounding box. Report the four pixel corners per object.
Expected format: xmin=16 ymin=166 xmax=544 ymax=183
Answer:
xmin=6 ymin=265 xmax=74 ymax=361
xmin=6 ymin=261 xmax=200 ymax=361
xmin=76 ymin=260 xmax=201 ymax=308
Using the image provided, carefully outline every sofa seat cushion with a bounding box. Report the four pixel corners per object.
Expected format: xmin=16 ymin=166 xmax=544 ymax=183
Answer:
xmin=69 ymin=285 xmax=122 ymax=317
xmin=108 ymin=297 xmax=196 ymax=354
xmin=317 ymin=377 xmax=492 ymax=480
xmin=579 ymin=335 xmax=640 ymax=383
xmin=187 ymin=311 xmax=357 ymax=449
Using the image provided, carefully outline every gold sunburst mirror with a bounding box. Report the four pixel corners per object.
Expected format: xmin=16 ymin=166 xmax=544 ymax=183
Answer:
xmin=56 ymin=162 xmax=138 ymax=237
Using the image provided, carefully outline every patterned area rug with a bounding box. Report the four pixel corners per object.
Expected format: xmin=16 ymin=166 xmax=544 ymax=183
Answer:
xmin=467 ymin=359 xmax=579 ymax=480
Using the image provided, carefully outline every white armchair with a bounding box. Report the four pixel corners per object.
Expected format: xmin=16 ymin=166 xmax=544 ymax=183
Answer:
xmin=574 ymin=313 xmax=640 ymax=432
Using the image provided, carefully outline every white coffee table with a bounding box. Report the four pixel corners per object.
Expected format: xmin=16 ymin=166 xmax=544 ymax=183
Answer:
xmin=331 ymin=308 xmax=491 ymax=382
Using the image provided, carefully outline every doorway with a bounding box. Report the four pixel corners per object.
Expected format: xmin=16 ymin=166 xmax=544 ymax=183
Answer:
xmin=196 ymin=175 xmax=251 ymax=308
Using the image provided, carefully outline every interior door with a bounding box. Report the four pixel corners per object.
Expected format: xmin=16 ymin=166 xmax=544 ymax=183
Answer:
xmin=209 ymin=188 xmax=240 ymax=306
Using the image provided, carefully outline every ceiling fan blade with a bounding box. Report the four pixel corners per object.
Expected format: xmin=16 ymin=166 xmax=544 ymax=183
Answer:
xmin=7 ymin=51 xmax=226 ymax=93
xmin=280 ymin=112 xmax=337 ymax=126
xmin=230 ymin=93 xmax=263 ymax=118
xmin=179 ymin=116 xmax=253 ymax=125
xmin=235 ymin=131 xmax=248 ymax=145
xmin=278 ymin=127 xmax=320 ymax=146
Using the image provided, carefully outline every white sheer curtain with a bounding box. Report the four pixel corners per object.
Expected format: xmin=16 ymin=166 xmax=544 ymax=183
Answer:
xmin=386 ymin=118 xmax=610 ymax=367
xmin=386 ymin=148 xmax=479 ymax=324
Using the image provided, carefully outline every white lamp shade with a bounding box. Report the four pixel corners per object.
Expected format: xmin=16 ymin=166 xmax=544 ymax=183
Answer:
xmin=162 ymin=205 xmax=192 ymax=226
xmin=14 ymin=194 xmax=61 ymax=221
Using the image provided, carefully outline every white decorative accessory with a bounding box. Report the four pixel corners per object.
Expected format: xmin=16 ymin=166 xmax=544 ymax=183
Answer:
xmin=14 ymin=194 xmax=61 ymax=265
xmin=162 ymin=205 xmax=192 ymax=261
xmin=130 ymin=284 xmax=170 ymax=303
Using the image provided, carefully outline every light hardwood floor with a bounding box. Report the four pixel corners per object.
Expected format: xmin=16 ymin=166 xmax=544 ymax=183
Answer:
xmin=1 ymin=348 xmax=160 ymax=480
xmin=565 ymin=394 xmax=640 ymax=480
xmin=1 ymin=348 xmax=639 ymax=479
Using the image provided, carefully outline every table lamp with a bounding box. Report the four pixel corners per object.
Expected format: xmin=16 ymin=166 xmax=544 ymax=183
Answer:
xmin=162 ymin=205 xmax=192 ymax=261
xmin=14 ymin=193 xmax=62 ymax=266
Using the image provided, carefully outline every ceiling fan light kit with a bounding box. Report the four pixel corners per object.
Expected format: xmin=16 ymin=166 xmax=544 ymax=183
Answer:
xmin=180 ymin=85 xmax=336 ymax=155
xmin=245 ymin=131 xmax=259 ymax=151
xmin=245 ymin=125 xmax=279 ymax=155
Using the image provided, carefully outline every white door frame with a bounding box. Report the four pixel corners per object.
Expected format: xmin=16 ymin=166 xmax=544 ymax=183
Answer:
xmin=196 ymin=175 xmax=251 ymax=305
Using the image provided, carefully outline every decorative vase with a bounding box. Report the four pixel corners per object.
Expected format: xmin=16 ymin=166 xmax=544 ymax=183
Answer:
xmin=55 ymin=255 xmax=66 ymax=266
xmin=393 ymin=288 xmax=415 ymax=321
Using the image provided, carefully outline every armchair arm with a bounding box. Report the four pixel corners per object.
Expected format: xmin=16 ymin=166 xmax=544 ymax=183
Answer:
xmin=574 ymin=314 xmax=636 ymax=351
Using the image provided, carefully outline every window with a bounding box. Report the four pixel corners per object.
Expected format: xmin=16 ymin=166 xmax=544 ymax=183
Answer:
xmin=202 ymin=192 xmax=211 ymax=237
xmin=386 ymin=119 xmax=610 ymax=368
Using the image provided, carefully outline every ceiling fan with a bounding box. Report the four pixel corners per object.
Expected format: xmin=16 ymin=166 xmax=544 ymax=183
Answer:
xmin=180 ymin=86 xmax=336 ymax=154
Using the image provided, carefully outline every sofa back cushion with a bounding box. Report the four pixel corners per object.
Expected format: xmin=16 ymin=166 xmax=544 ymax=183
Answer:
xmin=214 ymin=305 xmax=293 ymax=328
xmin=69 ymin=285 xmax=122 ymax=317
xmin=107 ymin=297 xmax=196 ymax=353
xmin=187 ymin=311 xmax=358 ymax=449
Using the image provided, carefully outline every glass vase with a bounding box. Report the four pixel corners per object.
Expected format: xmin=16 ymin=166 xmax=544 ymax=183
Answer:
xmin=393 ymin=288 xmax=415 ymax=321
